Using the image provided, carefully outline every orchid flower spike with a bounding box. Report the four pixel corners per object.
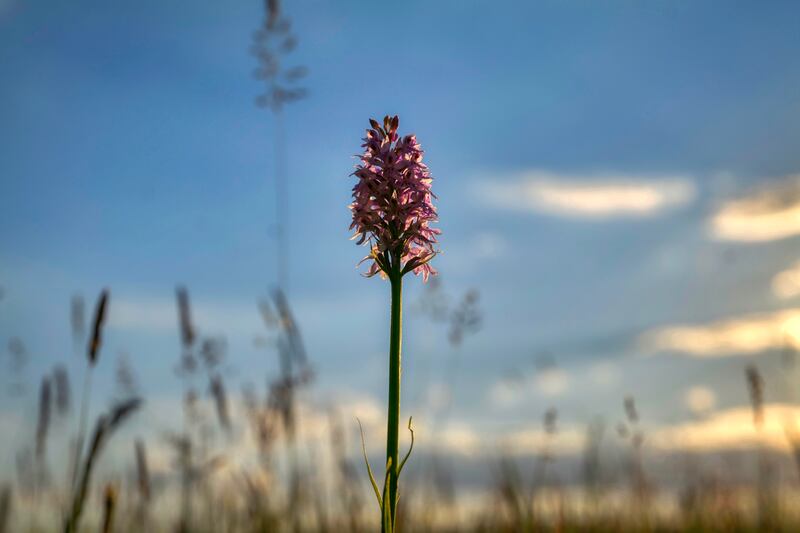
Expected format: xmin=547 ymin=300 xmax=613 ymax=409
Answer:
xmin=350 ymin=115 xmax=440 ymax=281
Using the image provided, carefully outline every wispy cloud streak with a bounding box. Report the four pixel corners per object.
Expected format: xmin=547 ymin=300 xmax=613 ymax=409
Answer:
xmin=476 ymin=171 xmax=695 ymax=219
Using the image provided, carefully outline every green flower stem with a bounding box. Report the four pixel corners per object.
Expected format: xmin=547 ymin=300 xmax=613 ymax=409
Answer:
xmin=384 ymin=271 xmax=403 ymax=531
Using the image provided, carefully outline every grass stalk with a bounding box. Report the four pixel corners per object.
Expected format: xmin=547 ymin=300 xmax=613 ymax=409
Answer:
xmin=70 ymin=289 xmax=107 ymax=490
xmin=0 ymin=485 xmax=10 ymax=533
xmin=64 ymin=398 xmax=141 ymax=533
xmin=101 ymin=484 xmax=117 ymax=533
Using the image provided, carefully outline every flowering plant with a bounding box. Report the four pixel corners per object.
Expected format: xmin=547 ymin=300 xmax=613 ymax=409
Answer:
xmin=350 ymin=115 xmax=438 ymax=532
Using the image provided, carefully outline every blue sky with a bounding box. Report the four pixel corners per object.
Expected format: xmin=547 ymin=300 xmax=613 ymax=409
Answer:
xmin=1 ymin=0 xmax=800 ymax=479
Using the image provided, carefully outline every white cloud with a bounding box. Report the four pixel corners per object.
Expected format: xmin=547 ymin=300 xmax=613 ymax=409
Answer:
xmin=710 ymin=175 xmax=800 ymax=242
xmin=436 ymin=423 xmax=482 ymax=456
xmin=472 ymin=232 xmax=509 ymax=259
xmin=476 ymin=171 xmax=695 ymax=219
xmin=773 ymin=261 xmax=800 ymax=300
xmin=640 ymin=308 xmax=800 ymax=357
xmin=684 ymin=386 xmax=716 ymax=415
xmin=588 ymin=361 xmax=620 ymax=388
xmin=488 ymin=366 xmax=570 ymax=409
xmin=488 ymin=378 xmax=523 ymax=408
xmin=424 ymin=382 xmax=453 ymax=411
xmin=534 ymin=367 xmax=570 ymax=397
xmin=337 ymin=394 xmax=384 ymax=427
xmin=438 ymin=232 xmax=510 ymax=275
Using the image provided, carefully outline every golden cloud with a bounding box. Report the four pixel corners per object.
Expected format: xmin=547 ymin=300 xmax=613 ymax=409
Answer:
xmin=651 ymin=404 xmax=800 ymax=452
xmin=773 ymin=260 xmax=800 ymax=300
xmin=640 ymin=308 xmax=800 ymax=356
xmin=710 ymin=175 xmax=800 ymax=242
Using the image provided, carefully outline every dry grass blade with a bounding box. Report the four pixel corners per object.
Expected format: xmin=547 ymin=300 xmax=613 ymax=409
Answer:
xmin=53 ymin=365 xmax=71 ymax=416
xmin=87 ymin=289 xmax=109 ymax=366
xmin=35 ymin=377 xmax=51 ymax=461
xmin=448 ymin=289 xmax=482 ymax=347
xmin=70 ymin=294 xmax=85 ymax=350
xmin=582 ymin=419 xmax=605 ymax=496
xmin=209 ymin=374 xmax=232 ymax=433
xmin=64 ymin=397 xmax=142 ymax=533
xmin=176 ymin=286 xmax=195 ymax=350
xmin=624 ymin=396 xmax=639 ymax=424
xmin=101 ymin=484 xmax=117 ymax=533
xmin=272 ymin=289 xmax=309 ymax=372
xmin=115 ymin=354 xmax=138 ymax=398
xmin=544 ymin=407 xmax=558 ymax=435
xmin=106 ymin=397 xmax=142 ymax=428
xmin=0 ymin=485 xmax=10 ymax=533
xmin=266 ymin=0 xmax=280 ymax=29
xmin=135 ymin=439 xmax=151 ymax=502
xmin=746 ymin=364 xmax=764 ymax=429
xmin=70 ymin=292 xmax=107 ymax=492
